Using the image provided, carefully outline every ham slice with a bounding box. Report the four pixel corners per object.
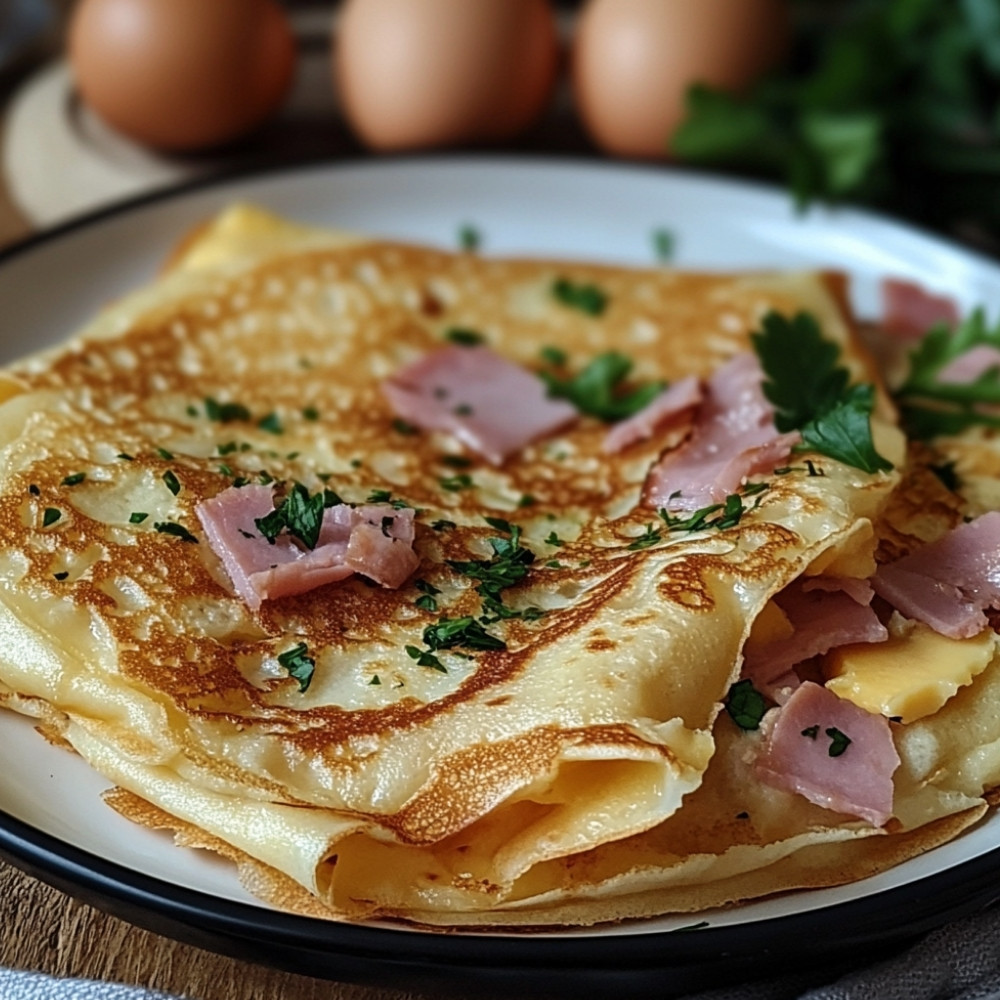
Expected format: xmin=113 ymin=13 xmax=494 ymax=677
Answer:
xmin=381 ymin=346 xmax=577 ymax=465
xmin=196 ymin=484 xmax=419 ymax=610
xmin=881 ymin=278 xmax=959 ymax=342
xmin=743 ymin=578 xmax=887 ymax=697
xmin=644 ymin=352 xmax=799 ymax=510
xmin=756 ymin=681 xmax=899 ymax=826
xmin=602 ymin=376 xmax=702 ymax=454
xmin=872 ymin=511 xmax=1000 ymax=639
xmin=936 ymin=343 xmax=1000 ymax=385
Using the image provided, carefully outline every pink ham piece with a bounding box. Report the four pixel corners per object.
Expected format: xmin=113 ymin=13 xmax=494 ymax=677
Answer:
xmin=602 ymin=376 xmax=702 ymax=454
xmin=756 ymin=681 xmax=900 ymax=827
xmin=743 ymin=577 xmax=887 ymax=699
xmin=872 ymin=511 xmax=1000 ymax=639
xmin=881 ymin=278 xmax=959 ymax=342
xmin=936 ymin=343 xmax=1000 ymax=385
xmin=196 ymin=484 xmax=419 ymax=610
xmin=643 ymin=352 xmax=800 ymax=510
xmin=381 ymin=345 xmax=577 ymax=465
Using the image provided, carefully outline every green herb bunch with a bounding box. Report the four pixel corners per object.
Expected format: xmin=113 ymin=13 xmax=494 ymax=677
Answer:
xmin=672 ymin=0 xmax=1000 ymax=242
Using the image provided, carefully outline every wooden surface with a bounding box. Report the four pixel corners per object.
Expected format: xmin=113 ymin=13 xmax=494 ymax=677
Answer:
xmin=0 ymin=111 xmax=435 ymax=1000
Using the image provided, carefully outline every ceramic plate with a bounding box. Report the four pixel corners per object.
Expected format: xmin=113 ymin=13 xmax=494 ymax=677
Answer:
xmin=1 ymin=158 xmax=999 ymax=997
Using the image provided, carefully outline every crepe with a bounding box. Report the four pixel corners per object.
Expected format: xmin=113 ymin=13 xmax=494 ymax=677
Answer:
xmin=2 ymin=204 xmax=991 ymax=928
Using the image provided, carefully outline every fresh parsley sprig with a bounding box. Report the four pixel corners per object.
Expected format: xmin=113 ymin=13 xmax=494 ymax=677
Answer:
xmin=539 ymin=351 xmax=664 ymax=422
xmin=894 ymin=308 xmax=1000 ymax=438
xmin=752 ymin=311 xmax=892 ymax=474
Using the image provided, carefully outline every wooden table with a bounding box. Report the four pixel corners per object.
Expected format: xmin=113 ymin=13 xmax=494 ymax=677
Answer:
xmin=0 ymin=110 xmax=429 ymax=1000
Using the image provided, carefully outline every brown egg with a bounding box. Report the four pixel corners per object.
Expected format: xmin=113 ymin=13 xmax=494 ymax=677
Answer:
xmin=336 ymin=0 xmax=559 ymax=151
xmin=572 ymin=0 xmax=789 ymax=159
xmin=69 ymin=0 xmax=296 ymax=152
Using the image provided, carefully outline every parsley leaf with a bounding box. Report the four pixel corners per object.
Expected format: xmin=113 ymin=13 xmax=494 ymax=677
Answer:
xmin=277 ymin=642 xmax=315 ymax=692
xmin=659 ymin=490 xmax=766 ymax=533
xmin=422 ymin=616 xmax=506 ymax=652
xmin=448 ymin=522 xmax=535 ymax=617
xmin=752 ymin=311 xmax=892 ymax=474
xmin=725 ymin=679 xmax=768 ymax=731
xmin=42 ymin=507 xmax=61 ymax=527
xmin=153 ymin=521 xmax=198 ymax=543
xmin=539 ymin=351 xmax=664 ymax=422
xmin=61 ymin=472 xmax=86 ymax=486
xmin=257 ymin=412 xmax=283 ymax=434
xmin=205 ymin=397 xmax=251 ymax=423
xmin=445 ymin=327 xmax=485 ymax=346
xmin=895 ymin=308 xmax=1000 ymax=438
xmin=405 ymin=644 xmax=447 ymax=672
xmin=551 ymin=277 xmax=609 ymax=316
xmin=254 ymin=483 xmax=324 ymax=550
xmin=800 ymin=384 xmax=892 ymax=474
xmin=826 ymin=726 xmax=852 ymax=757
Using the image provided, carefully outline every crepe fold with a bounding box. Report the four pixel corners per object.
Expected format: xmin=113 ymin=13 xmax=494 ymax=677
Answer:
xmin=0 ymin=205 xmax=954 ymax=927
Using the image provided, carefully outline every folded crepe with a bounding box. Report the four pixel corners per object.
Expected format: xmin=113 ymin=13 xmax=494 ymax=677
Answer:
xmin=3 ymin=205 xmax=994 ymax=928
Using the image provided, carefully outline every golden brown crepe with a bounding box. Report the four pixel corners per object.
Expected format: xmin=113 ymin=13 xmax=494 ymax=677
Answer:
xmin=2 ymin=205 xmax=996 ymax=928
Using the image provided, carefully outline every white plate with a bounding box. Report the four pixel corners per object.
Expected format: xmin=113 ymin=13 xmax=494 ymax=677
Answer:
xmin=1 ymin=157 xmax=999 ymax=993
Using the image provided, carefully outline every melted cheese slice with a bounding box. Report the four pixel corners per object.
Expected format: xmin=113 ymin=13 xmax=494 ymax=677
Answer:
xmin=826 ymin=618 xmax=998 ymax=723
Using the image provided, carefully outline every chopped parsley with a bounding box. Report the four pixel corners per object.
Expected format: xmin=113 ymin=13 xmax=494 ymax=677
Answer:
xmin=423 ymin=616 xmax=506 ymax=652
xmin=153 ymin=521 xmax=198 ymax=543
xmin=441 ymin=454 xmax=473 ymax=469
xmin=545 ymin=531 xmax=564 ymax=547
xmin=752 ymin=310 xmax=892 ymax=474
xmin=458 ymin=224 xmax=480 ymax=252
xmin=42 ymin=508 xmax=61 ymax=527
xmin=432 ymin=519 xmax=457 ymax=531
xmin=895 ymin=308 xmax=1000 ymax=438
xmin=257 ymin=412 xmax=283 ymax=434
xmin=539 ymin=350 xmax=664 ymax=422
xmin=162 ymin=470 xmax=181 ymax=496
xmin=653 ymin=228 xmax=676 ymax=262
xmin=368 ymin=674 xmax=381 ymax=685
xmin=61 ymin=472 xmax=86 ymax=486
xmin=116 ymin=452 xmax=134 ymax=461
xmin=826 ymin=726 xmax=852 ymax=757
xmin=627 ymin=523 xmax=662 ymax=550
xmin=540 ymin=345 xmax=568 ymax=367
xmin=447 ymin=521 xmax=536 ymax=621
xmin=518 ymin=493 xmax=537 ymax=508
xmin=392 ymin=418 xmax=418 ymax=436
xmin=801 ymin=724 xmax=820 ymax=739
xmin=277 ymin=642 xmax=315 ymax=692
xmin=28 ymin=484 xmax=39 ymax=496
xmin=453 ymin=404 xmax=474 ymax=416
xmin=445 ymin=327 xmax=485 ymax=347
xmin=255 ymin=483 xmax=324 ymax=550
xmin=366 ymin=489 xmax=393 ymax=503
xmin=659 ymin=490 xmax=767 ymax=534
xmin=53 ymin=571 xmax=69 ymax=581
xmin=725 ymin=679 xmax=767 ymax=731
xmin=205 ymin=397 xmax=251 ymax=423
xmin=439 ymin=473 xmax=474 ymax=492
xmin=155 ymin=447 xmax=174 ymax=461
xmin=551 ymin=277 xmax=609 ymax=316
xmin=302 ymin=406 xmax=320 ymax=421
xmin=129 ymin=512 xmax=149 ymax=524
xmin=405 ymin=644 xmax=447 ymax=672
xmin=415 ymin=594 xmax=438 ymax=613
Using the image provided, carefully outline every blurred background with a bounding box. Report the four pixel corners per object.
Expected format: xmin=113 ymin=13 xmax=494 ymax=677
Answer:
xmin=2 ymin=0 xmax=999 ymax=252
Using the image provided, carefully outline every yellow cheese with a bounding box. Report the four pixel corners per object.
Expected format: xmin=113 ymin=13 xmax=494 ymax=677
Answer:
xmin=825 ymin=620 xmax=999 ymax=723
xmin=748 ymin=600 xmax=794 ymax=646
